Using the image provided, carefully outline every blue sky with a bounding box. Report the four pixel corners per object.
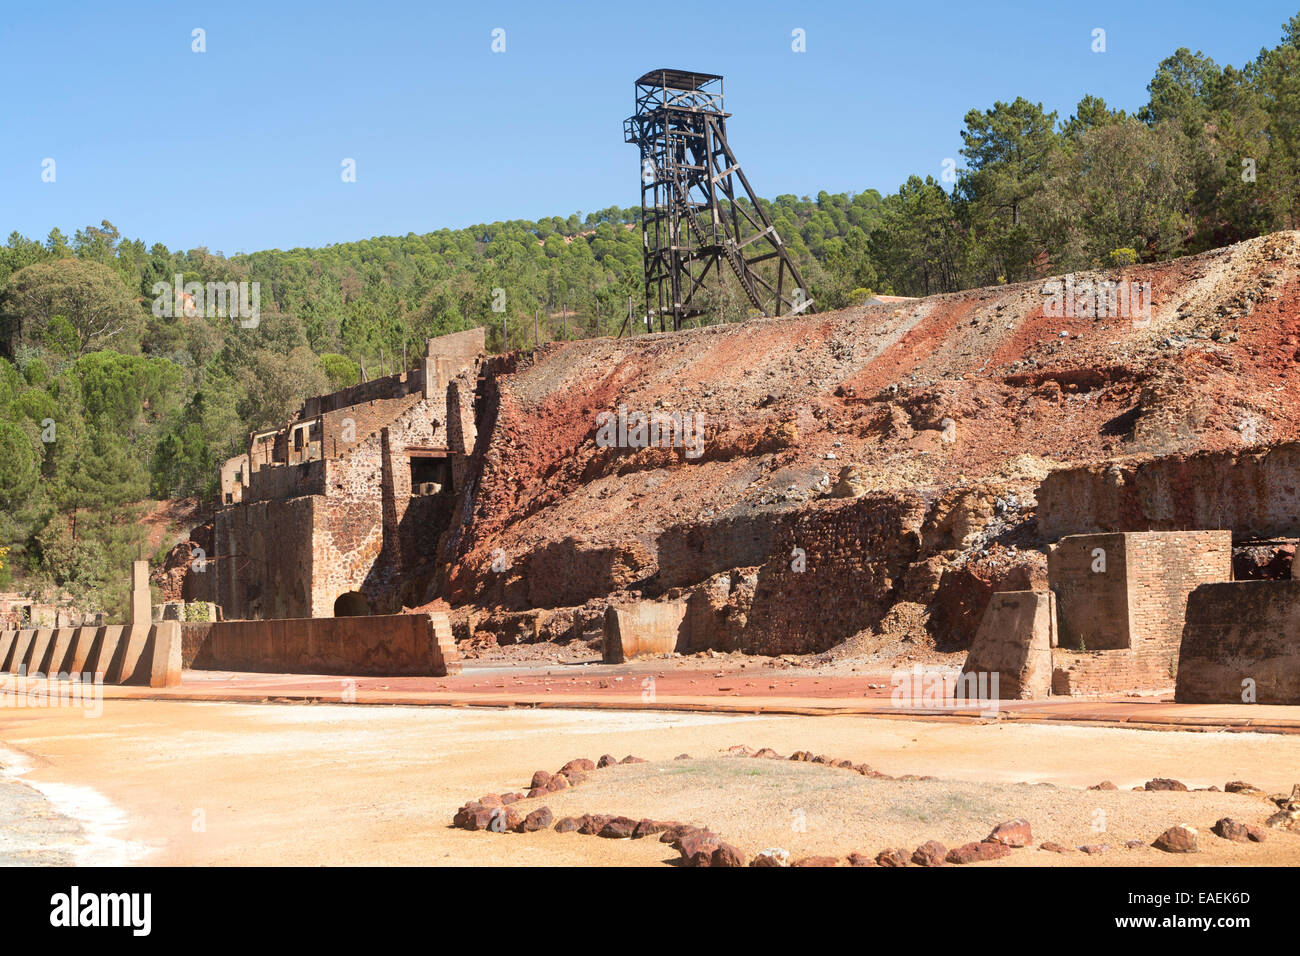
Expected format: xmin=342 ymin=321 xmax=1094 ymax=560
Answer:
xmin=2 ymin=0 xmax=1295 ymax=254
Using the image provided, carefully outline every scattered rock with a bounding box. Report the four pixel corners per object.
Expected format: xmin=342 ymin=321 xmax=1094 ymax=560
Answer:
xmin=1079 ymin=844 xmax=1110 ymax=855
xmin=753 ymin=748 xmax=782 ymax=759
xmin=487 ymin=806 xmax=522 ymax=832
xmin=1225 ymin=780 xmax=1263 ymax=795
xmin=633 ymin=819 xmax=673 ymax=839
xmin=530 ymin=771 xmax=553 ymax=790
xmin=1088 ymin=781 xmax=1118 ymax=791
xmin=544 ymin=775 xmax=569 ymax=793
xmin=751 ymin=847 xmax=791 ymax=867
xmin=559 ymin=770 xmax=586 ymax=786
xmin=791 ymin=855 xmax=841 ymax=867
xmin=559 ymin=759 xmax=595 ymax=775
xmin=517 ymin=807 xmax=554 ymax=832
xmin=679 ymin=831 xmax=721 ymax=866
xmin=875 ymin=847 xmax=909 ymax=867
xmin=578 ymin=814 xmax=611 ymax=836
xmin=711 ymin=843 xmax=747 ymax=867
xmin=911 ymin=841 xmax=947 ymax=867
xmin=674 ymin=753 xmax=692 ymax=760
xmin=1245 ymin=825 xmax=1268 ymax=843
xmin=1265 ymin=808 xmax=1300 ymax=831
xmin=947 ymin=841 xmax=1010 ymax=864
xmin=726 ymin=745 xmax=755 ymax=756
xmin=1124 ymin=840 xmax=1146 ymax=849
xmin=1212 ymin=818 xmax=1251 ymax=843
xmin=453 ymin=804 xmax=495 ymax=830
xmin=597 ymin=754 xmax=618 ymax=768
xmin=1039 ymin=842 xmax=1073 ymax=853
xmin=986 ymin=818 xmax=1033 ymax=847
xmin=1152 ymin=824 xmax=1199 ymax=853
xmin=620 ymin=755 xmax=648 ymax=764
xmin=479 ymin=793 xmax=504 ymax=808
xmin=847 ymin=852 xmax=877 ymax=867
xmin=598 ymin=816 xmax=638 ymax=839
xmin=1145 ymin=778 xmax=1188 ymax=792
xmin=553 ymin=816 xmax=581 ymax=833
xmin=499 ymin=792 xmax=525 ymax=805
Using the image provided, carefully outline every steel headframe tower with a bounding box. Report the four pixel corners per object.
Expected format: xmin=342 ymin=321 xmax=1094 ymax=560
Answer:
xmin=624 ymin=68 xmax=814 ymax=332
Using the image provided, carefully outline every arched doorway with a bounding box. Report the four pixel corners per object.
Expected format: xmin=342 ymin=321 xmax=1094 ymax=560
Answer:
xmin=333 ymin=591 xmax=370 ymax=617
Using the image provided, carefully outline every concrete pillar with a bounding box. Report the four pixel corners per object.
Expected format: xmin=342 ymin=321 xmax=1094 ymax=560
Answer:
xmin=130 ymin=559 xmax=150 ymax=626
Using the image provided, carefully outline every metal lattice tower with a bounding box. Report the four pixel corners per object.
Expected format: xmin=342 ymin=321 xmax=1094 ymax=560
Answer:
xmin=624 ymin=69 xmax=814 ymax=332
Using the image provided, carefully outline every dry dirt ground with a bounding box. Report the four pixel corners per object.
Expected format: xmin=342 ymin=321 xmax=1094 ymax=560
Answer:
xmin=0 ymin=699 xmax=1295 ymax=866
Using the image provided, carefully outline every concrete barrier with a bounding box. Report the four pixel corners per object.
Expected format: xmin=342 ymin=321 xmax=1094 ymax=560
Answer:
xmin=1177 ymin=580 xmax=1300 ymax=704
xmin=960 ymin=590 xmax=1055 ymax=699
xmin=0 ymin=622 xmax=181 ymax=687
xmin=185 ymin=611 xmax=461 ymax=677
xmin=603 ymin=601 xmax=687 ymax=663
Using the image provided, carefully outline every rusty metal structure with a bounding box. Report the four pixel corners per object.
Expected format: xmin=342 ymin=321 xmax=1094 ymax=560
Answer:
xmin=624 ymin=69 xmax=813 ymax=332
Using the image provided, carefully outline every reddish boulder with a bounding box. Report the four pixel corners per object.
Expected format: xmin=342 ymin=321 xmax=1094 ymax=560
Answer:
xmin=1245 ymin=825 xmax=1268 ymax=843
xmin=791 ymin=856 xmax=841 ymax=867
xmin=986 ymin=818 xmax=1033 ymax=847
xmin=554 ymin=816 xmax=582 ymax=833
xmin=633 ymin=819 xmax=672 ymax=839
xmin=578 ymin=814 xmax=612 ymax=835
xmin=559 ymin=770 xmax=586 ymax=786
xmin=711 ymin=842 xmax=747 ymax=867
xmin=1088 ymin=781 xmax=1118 ymax=791
xmin=487 ymin=806 xmax=522 ymax=832
xmin=479 ymin=793 xmax=504 ymax=807
xmin=679 ymin=831 xmax=721 ymax=866
xmin=530 ymin=770 xmax=553 ymax=790
xmin=559 ymin=759 xmax=595 ymax=775
xmin=1212 ymin=818 xmax=1251 ymax=843
xmin=946 ymin=841 xmax=1011 ymax=864
xmin=597 ymin=754 xmax=618 ymax=768
xmin=751 ymin=848 xmax=791 ymax=867
xmin=620 ymin=755 xmax=648 ymax=764
xmin=598 ymin=816 xmax=638 ymax=839
xmin=1039 ymin=842 xmax=1072 ymax=853
xmin=526 ymin=787 xmax=546 ymax=799
xmin=753 ymin=748 xmax=782 ymax=759
xmin=517 ymin=807 xmax=554 ymax=833
xmin=544 ymin=774 xmax=570 ymax=793
xmin=847 ymin=852 xmax=877 ymax=867
xmin=1225 ymin=780 xmax=1262 ymax=795
xmin=453 ymin=804 xmax=494 ymax=830
xmin=911 ymin=841 xmax=948 ymax=867
xmin=499 ymin=792 xmax=525 ymax=805
xmin=1079 ymin=844 xmax=1110 ymax=855
xmin=875 ymin=847 xmax=909 ymax=867
xmin=1145 ymin=778 xmax=1188 ymax=792
xmin=1152 ymin=824 xmax=1198 ymax=853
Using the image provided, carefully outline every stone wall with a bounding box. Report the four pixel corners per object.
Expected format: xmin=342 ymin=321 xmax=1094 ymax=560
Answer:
xmin=184 ymin=611 xmax=461 ymax=676
xmin=1038 ymin=443 xmax=1300 ymax=540
xmin=1176 ymin=580 xmax=1300 ymax=704
xmin=214 ymin=497 xmax=316 ymax=620
xmin=1049 ymin=533 xmax=1130 ymax=650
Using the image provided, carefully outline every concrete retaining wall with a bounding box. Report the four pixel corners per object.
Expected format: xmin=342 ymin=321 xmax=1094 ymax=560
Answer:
xmin=603 ymin=601 xmax=687 ymax=663
xmin=184 ymin=611 xmax=461 ymax=677
xmin=960 ymin=590 xmax=1055 ymax=699
xmin=0 ymin=622 xmax=181 ymax=687
xmin=1176 ymin=580 xmax=1300 ymax=703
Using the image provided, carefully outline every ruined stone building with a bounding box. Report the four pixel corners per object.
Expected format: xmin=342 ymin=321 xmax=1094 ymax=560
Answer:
xmin=202 ymin=329 xmax=485 ymax=620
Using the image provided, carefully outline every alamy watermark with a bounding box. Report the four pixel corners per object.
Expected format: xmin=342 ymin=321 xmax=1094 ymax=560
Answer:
xmin=151 ymin=273 xmax=261 ymax=328
xmin=595 ymin=404 xmax=706 ymax=459
xmin=890 ymin=664 xmax=1000 ymax=717
xmin=1041 ymin=276 xmax=1151 ymax=327
xmin=0 ymin=667 xmax=103 ymax=717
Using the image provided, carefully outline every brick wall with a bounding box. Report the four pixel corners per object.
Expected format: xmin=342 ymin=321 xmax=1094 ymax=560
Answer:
xmin=1049 ymin=533 xmax=1130 ymax=650
xmin=1038 ymin=443 xmax=1300 ymax=540
xmin=1176 ymin=580 xmax=1300 ymax=703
